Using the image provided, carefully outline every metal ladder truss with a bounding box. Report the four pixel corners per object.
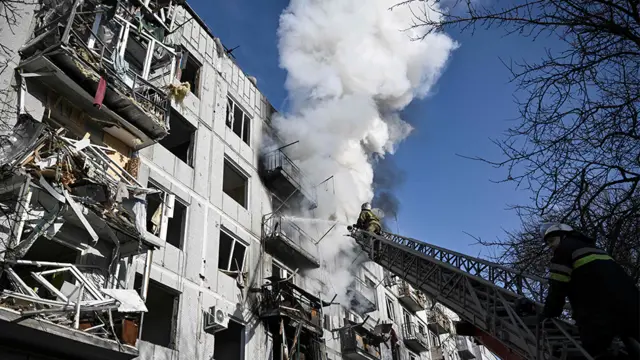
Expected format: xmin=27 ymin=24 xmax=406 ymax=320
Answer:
xmin=350 ymin=229 xmax=592 ymax=360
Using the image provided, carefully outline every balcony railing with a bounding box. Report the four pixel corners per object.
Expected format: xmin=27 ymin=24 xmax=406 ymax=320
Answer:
xmin=263 ymin=214 xmax=320 ymax=269
xmin=402 ymin=323 xmax=429 ymax=353
xmin=456 ymin=336 xmax=476 ymax=360
xmin=339 ymin=327 xmax=382 ymax=360
xmin=20 ymin=0 xmax=178 ymax=143
xmin=261 ymin=149 xmax=317 ymax=207
xmin=346 ymin=278 xmax=377 ymax=315
xmin=397 ymin=281 xmax=428 ymax=313
xmin=427 ymin=308 xmax=450 ymax=335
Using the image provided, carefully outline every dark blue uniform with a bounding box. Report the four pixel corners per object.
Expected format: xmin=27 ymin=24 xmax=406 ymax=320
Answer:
xmin=543 ymin=234 xmax=640 ymax=357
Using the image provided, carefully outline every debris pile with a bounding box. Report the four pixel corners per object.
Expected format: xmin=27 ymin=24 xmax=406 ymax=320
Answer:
xmin=0 ymin=116 xmax=155 ymax=345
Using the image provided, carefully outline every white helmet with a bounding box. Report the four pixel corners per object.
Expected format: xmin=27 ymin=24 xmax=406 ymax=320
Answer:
xmin=540 ymin=223 xmax=573 ymax=242
xmin=361 ymin=202 xmax=371 ymax=210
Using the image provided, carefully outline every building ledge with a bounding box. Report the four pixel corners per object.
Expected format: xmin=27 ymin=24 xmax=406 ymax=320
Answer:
xmin=0 ymin=307 xmax=137 ymax=360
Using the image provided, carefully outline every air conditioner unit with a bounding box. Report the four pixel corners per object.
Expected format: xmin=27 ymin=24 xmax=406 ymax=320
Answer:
xmin=204 ymin=306 xmax=229 ymax=334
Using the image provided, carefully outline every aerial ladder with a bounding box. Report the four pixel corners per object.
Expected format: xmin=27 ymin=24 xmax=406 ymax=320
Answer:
xmin=347 ymin=227 xmax=595 ymax=360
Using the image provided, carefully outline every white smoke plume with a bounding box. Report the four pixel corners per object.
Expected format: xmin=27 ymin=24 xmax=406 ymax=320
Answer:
xmin=272 ymin=0 xmax=457 ymax=306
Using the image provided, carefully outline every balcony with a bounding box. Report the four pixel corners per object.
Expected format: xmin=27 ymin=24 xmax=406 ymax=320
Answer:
xmin=456 ymin=336 xmax=476 ymax=360
xmin=427 ymin=309 xmax=450 ymax=335
xmin=431 ymin=347 xmax=445 ymax=360
xmin=402 ymin=323 xmax=429 ymax=353
xmin=397 ymin=281 xmax=428 ymax=313
xmin=258 ymin=278 xmax=329 ymax=335
xmin=339 ymin=327 xmax=382 ymax=360
xmin=18 ymin=0 xmax=178 ymax=149
xmin=263 ymin=215 xmax=320 ymax=269
xmin=0 ymin=119 xmax=159 ymax=359
xmin=346 ymin=278 xmax=377 ymax=316
xmin=260 ymin=149 xmax=317 ymax=210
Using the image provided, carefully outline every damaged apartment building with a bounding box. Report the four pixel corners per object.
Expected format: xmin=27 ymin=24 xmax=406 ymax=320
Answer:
xmin=0 ymin=1 xmax=497 ymax=360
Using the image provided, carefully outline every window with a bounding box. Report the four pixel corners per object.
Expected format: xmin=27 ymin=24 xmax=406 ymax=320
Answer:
xmin=403 ymin=309 xmax=413 ymax=335
xmin=145 ymin=181 xmax=187 ymax=249
xmin=364 ymin=275 xmax=376 ymax=288
xmin=218 ymin=230 xmax=247 ymax=272
xmin=408 ymin=353 xmax=418 ymax=360
xmin=226 ymin=97 xmax=251 ymax=145
xmin=135 ymin=276 xmax=179 ymax=349
xmin=213 ymin=319 xmax=245 ymax=360
xmin=431 ymin=332 xmax=440 ymax=347
xmin=160 ymin=110 xmax=196 ymax=166
xmin=386 ymin=296 xmax=395 ymax=320
xmin=418 ymin=323 xmax=426 ymax=335
xmin=178 ymin=51 xmax=201 ymax=97
xmin=223 ymin=159 xmax=248 ymax=208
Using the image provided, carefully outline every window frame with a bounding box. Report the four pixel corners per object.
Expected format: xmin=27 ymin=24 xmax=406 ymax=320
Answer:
xmin=222 ymin=157 xmax=249 ymax=208
xmin=146 ymin=180 xmax=188 ymax=249
xmin=385 ymin=296 xmax=396 ymax=321
xmin=177 ymin=49 xmax=202 ymax=98
xmin=225 ymin=96 xmax=252 ymax=146
xmin=161 ymin=109 xmax=196 ymax=167
xmin=218 ymin=228 xmax=248 ymax=272
xmin=272 ymin=258 xmax=295 ymax=283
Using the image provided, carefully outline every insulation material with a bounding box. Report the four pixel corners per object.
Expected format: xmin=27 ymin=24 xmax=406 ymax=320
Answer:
xmin=103 ymin=132 xmax=131 ymax=179
xmin=101 ymin=288 xmax=148 ymax=312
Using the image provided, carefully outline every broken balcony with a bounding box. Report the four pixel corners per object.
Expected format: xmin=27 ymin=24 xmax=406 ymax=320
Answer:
xmin=456 ymin=336 xmax=476 ymax=360
xmin=260 ymin=149 xmax=317 ymax=210
xmin=258 ymin=276 xmax=330 ymax=335
xmin=401 ymin=323 xmax=429 ymax=353
xmin=0 ymin=117 xmax=160 ymax=359
xmin=427 ymin=308 xmax=450 ymax=335
xmin=263 ymin=215 xmax=320 ymax=269
xmin=346 ymin=277 xmax=377 ymax=316
xmin=339 ymin=326 xmax=382 ymax=360
xmin=397 ymin=281 xmax=428 ymax=313
xmin=18 ymin=0 xmax=179 ymax=149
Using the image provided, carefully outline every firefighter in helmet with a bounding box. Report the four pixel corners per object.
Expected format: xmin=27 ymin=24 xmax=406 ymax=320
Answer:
xmin=540 ymin=223 xmax=639 ymax=359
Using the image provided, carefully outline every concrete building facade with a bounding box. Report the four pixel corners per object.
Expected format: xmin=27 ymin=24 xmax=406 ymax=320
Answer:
xmin=0 ymin=1 xmax=494 ymax=360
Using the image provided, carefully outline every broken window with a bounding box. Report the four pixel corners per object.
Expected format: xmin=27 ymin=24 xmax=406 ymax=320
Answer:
xmin=218 ymin=230 xmax=247 ymax=272
xmin=223 ymin=159 xmax=248 ymax=208
xmin=135 ymin=276 xmax=179 ymax=349
xmin=19 ymin=239 xmax=79 ymax=298
xmin=165 ymin=198 xmax=187 ymax=249
xmin=177 ymin=51 xmax=201 ymax=97
xmin=408 ymin=352 xmax=418 ymax=360
xmin=386 ymin=296 xmax=396 ymax=321
xmin=145 ymin=181 xmax=187 ymax=249
xmin=160 ymin=110 xmax=196 ymax=166
xmin=226 ymin=97 xmax=251 ymax=145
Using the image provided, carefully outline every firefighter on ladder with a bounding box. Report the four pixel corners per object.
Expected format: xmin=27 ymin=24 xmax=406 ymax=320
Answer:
xmin=355 ymin=202 xmax=383 ymax=260
xmin=540 ymin=223 xmax=640 ymax=359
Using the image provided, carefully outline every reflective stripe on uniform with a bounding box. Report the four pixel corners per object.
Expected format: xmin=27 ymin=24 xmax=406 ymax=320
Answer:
xmin=549 ymin=263 xmax=572 ymax=276
xmin=572 ymin=247 xmax=607 ymax=259
xmin=550 ymin=272 xmax=571 ymax=282
xmin=573 ymin=254 xmax=613 ymax=270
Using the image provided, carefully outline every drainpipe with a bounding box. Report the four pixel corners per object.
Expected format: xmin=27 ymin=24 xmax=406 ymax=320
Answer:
xmin=138 ymin=249 xmax=154 ymax=341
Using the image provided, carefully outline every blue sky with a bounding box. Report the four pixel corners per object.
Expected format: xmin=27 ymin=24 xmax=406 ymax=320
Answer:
xmin=191 ymin=0 xmax=549 ymax=257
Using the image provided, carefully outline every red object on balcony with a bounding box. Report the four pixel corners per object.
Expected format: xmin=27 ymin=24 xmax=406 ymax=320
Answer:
xmin=94 ymin=76 xmax=107 ymax=109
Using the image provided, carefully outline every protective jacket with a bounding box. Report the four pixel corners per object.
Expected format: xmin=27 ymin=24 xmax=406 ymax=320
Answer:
xmin=543 ymin=233 xmax=639 ymax=355
xmin=356 ymin=209 xmax=381 ymax=234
